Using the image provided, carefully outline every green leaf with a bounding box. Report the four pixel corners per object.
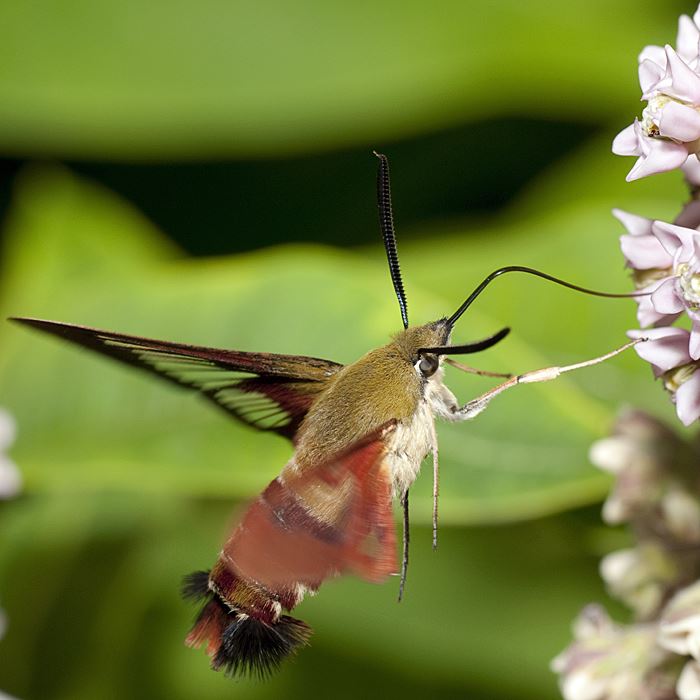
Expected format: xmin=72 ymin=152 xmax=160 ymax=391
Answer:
xmin=0 ymin=0 xmax=684 ymax=158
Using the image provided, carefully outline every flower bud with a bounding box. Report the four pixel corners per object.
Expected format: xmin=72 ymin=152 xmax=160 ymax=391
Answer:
xmin=589 ymin=411 xmax=681 ymax=525
xmin=552 ymin=605 xmax=676 ymax=700
xmin=659 ymin=582 xmax=700 ymax=659
xmin=601 ymin=544 xmax=678 ymax=619
xmin=678 ymin=660 xmax=700 ymax=700
xmin=661 ymin=487 xmax=700 ymax=544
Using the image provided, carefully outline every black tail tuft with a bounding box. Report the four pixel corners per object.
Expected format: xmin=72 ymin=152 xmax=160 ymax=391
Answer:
xmin=181 ymin=570 xmax=210 ymax=601
xmin=213 ymin=614 xmax=313 ymax=679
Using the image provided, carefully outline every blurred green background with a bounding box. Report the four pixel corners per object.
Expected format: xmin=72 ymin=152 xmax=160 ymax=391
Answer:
xmin=0 ymin=1 xmax=695 ymax=698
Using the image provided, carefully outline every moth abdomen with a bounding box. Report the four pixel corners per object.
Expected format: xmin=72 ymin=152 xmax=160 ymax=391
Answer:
xmin=181 ymin=570 xmax=210 ymax=601
xmin=183 ymin=568 xmax=312 ymax=679
xmin=213 ymin=612 xmax=312 ymax=679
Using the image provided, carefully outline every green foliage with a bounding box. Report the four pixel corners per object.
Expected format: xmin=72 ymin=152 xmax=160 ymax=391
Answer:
xmin=0 ymin=1 xmax=693 ymax=698
xmin=0 ymin=0 xmax=687 ymax=158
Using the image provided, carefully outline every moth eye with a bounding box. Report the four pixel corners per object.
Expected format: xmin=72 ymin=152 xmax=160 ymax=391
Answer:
xmin=417 ymin=354 xmax=439 ymax=378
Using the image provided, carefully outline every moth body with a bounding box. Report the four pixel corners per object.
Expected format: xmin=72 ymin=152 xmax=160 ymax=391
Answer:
xmin=9 ymin=153 xmax=537 ymax=679
xmin=179 ymin=320 xmax=457 ymax=674
xmin=294 ymin=320 xmax=451 ymax=495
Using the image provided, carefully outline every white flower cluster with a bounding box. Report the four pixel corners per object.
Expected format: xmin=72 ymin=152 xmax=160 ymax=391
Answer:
xmin=553 ymin=411 xmax=700 ymax=700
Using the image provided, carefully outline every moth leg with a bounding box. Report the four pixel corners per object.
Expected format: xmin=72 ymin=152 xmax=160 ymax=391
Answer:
xmin=445 ymin=357 xmax=513 ymax=378
xmin=428 ymin=414 xmax=439 ymax=551
xmin=398 ymin=489 xmax=410 ymax=603
xmin=452 ymin=338 xmax=646 ymax=421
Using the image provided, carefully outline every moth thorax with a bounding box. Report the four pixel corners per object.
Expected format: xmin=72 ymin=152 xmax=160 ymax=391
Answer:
xmin=387 ymin=398 xmax=433 ymax=497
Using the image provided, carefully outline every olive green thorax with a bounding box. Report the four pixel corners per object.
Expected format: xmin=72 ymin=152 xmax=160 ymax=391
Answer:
xmin=294 ymin=319 xmax=451 ymax=469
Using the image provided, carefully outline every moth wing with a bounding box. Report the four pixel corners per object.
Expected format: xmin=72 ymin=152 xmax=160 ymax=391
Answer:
xmin=223 ymin=422 xmax=398 ymax=593
xmin=10 ymin=317 xmax=343 ymax=441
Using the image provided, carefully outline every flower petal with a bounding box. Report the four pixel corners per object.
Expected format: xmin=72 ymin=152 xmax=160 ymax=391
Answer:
xmin=651 ymin=277 xmax=685 ymax=314
xmin=639 ymin=58 xmax=666 ymax=95
xmin=690 ymin=628 xmax=700 ymax=661
xmin=561 ymin=669 xmax=609 ymax=700
xmin=683 ymin=155 xmax=700 ymax=186
xmin=612 ymin=122 xmax=641 ymax=157
xmin=612 ymin=208 xmax=653 ymax=237
xmin=664 ymin=44 xmax=700 ymax=103
xmin=676 ymin=369 xmax=700 ymax=426
xmin=678 ymin=660 xmax=700 ymax=700
xmin=639 ymin=44 xmax=667 ymax=69
xmin=589 ymin=437 xmax=634 ymax=475
xmin=626 ymin=137 xmax=688 ymax=181
xmin=635 ymin=288 xmax=681 ymax=327
xmin=678 ymin=14 xmax=700 ymax=64
xmin=659 ymin=101 xmax=700 ymax=142
xmin=600 ymin=549 xmax=637 ymax=587
xmin=652 ymin=220 xmax=698 ymax=261
xmin=659 ymin=616 xmax=700 ymax=656
xmin=620 ymin=234 xmax=673 ymax=269
xmin=628 ymin=326 xmax=692 ymax=371
xmin=691 ymin=319 xmax=700 ymax=360
xmin=602 ymin=495 xmax=628 ymax=525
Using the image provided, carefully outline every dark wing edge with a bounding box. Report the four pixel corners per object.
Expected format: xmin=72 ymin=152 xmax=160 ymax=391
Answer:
xmin=9 ymin=317 xmax=343 ymax=440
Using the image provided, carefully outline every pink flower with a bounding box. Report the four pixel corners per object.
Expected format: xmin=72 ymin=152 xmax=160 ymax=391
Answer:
xmin=614 ymin=211 xmax=680 ymax=327
xmin=628 ymin=328 xmax=700 ymax=425
xmin=613 ymin=10 xmax=700 ymax=182
xmin=638 ymin=10 xmax=700 ymax=76
xmin=647 ymin=221 xmax=700 ymax=357
xmin=615 ymin=214 xmax=700 ymax=357
xmin=612 ymin=118 xmax=689 ymax=182
xmin=614 ymin=209 xmax=673 ymax=271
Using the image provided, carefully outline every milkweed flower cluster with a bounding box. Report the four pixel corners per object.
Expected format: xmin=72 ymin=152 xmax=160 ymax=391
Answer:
xmin=613 ymin=9 xmax=700 ymax=182
xmin=551 ymin=605 xmax=678 ymax=700
xmin=553 ymin=411 xmax=700 ymax=700
xmin=613 ymin=5 xmax=700 ymax=426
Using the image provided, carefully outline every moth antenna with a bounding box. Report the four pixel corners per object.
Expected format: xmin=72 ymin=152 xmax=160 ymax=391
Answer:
xmin=398 ymin=489 xmax=410 ymax=602
xmin=447 ymin=266 xmax=652 ymax=327
xmin=374 ymin=151 xmax=409 ymax=329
